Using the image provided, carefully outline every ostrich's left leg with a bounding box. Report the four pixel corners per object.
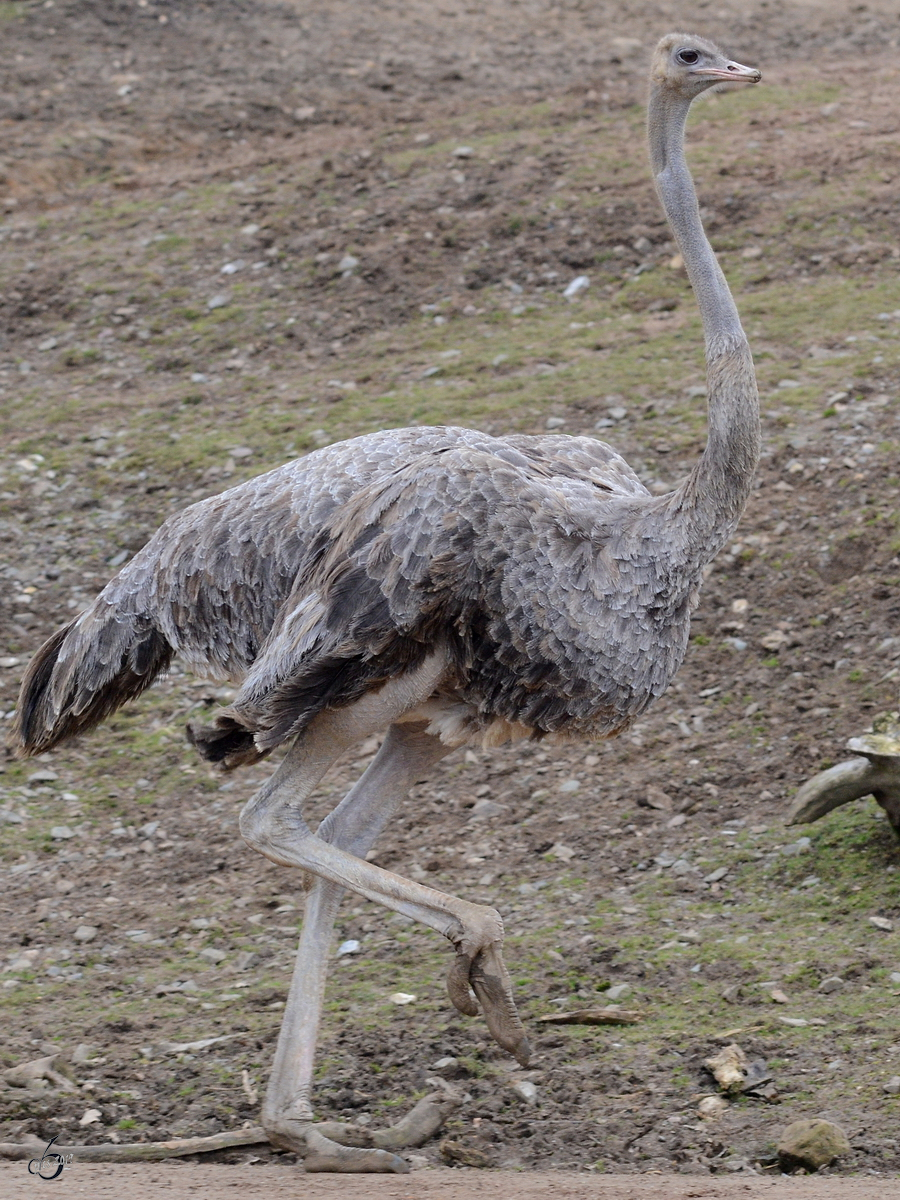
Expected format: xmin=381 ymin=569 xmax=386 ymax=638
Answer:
xmin=264 ymin=721 xmax=455 ymax=1172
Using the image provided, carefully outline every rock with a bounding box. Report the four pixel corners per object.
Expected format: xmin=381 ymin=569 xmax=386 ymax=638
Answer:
xmin=704 ymin=866 xmax=729 ymax=883
xmin=606 ymin=983 xmax=631 ymax=1001
xmin=667 ymin=813 xmax=687 ymax=829
xmin=721 ymin=984 xmax=743 ymax=1004
xmin=558 ymin=779 xmax=580 ymax=793
xmin=190 ymin=918 xmax=212 ymax=930
xmin=781 ymin=837 xmax=812 ymax=856
xmin=760 ymin=629 xmax=789 ymax=650
xmin=451 ymin=146 xmax=474 ymax=158
xmin=338 ymin=254 xmax=359 ymax=274
xmin=670 ymin=858 xmax=692 ymax=876
xmin=642 ymin=786 xmax=673 ymax=812
xmin=440 ymin=1139 xmax=490 ymax=1168
xmin=777 ymin=1119 xmax=851 ymax=1172
xmin=71 ymin=1044 xmax=99 ymax=1065
xmin=698 ymin=1095 xmax=728 ymax=1119
xmin=869 ymin=916 xmax=894 ymax=932
xmin=220 ymin=260 xmax=245 ymax=274
xmin=883 ymin=1076 xmax=900 ymax=1095
xmin=79 ymin=1108 xmax=102 ymax=1126
xmin=469 ymin=798 xmax=507 ymax=819
xmin=198 ymin=947 xmax=227 ymax=963
xmin=49 ymin=826 xmax=76 ymax=840
xmin=547 ymin=843 xmax=576 ymax=861
xmin=207 ymin=293 xmax=229 ymax=310
xmin=545 ymin=416 xmax=566 ymax=429
xmin=73 ymin=925 xmax=98 ymax=944
xmin=818 ymin=976 xmax=844 ymax=994
xmin=890 ymin=972 xmax=900 ymax=985
xmin=705 ymin=1044 xmax=748 ymax=1095
xmin=0 ymin=810 xmax=24 ymax=825
xmin=767 ymin=987 xmax=790 ymax=1004
xmin=336 ymin=939 xmax=360 ymax=956
xmin=28 ymin=770 xmax=59 ymax=782
xmin=511 ymin=1080 xmax=538 ymax=1105
xmin=430 ymin=1056 xmax=458 ymax=1072
xmin=563 ymin=275 xmax=590 ymax=298
xmin=389 ymin=992 xmax=416 ymax=1005
xmin=779 ymin=1017 xmax=808 ymax=1028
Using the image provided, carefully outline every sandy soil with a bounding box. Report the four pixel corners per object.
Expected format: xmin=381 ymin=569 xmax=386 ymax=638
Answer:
xmin=1 ymin=1163 xmax=900 ymax=1200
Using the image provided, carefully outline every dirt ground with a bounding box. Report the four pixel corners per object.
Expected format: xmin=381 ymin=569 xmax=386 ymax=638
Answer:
xmin=1 ymin=0 xmax=900 ymax=1191
xmin=2 ymin=1163 xmax=900 ymax=1200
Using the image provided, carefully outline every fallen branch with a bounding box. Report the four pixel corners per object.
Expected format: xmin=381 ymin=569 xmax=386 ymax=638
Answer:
xmin=537 ymin=1007 xmax=642 ymax=1026
xmin=0 ymin=1126 xmax=268 ymax=1163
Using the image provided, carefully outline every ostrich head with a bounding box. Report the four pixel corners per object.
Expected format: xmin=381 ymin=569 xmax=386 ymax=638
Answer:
xmin=650 ymin=33 xmax=761 ymax=99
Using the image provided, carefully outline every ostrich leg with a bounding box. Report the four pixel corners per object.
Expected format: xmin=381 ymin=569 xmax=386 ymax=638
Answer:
xmin=264 ymin=721 xmax=457 ymax=1172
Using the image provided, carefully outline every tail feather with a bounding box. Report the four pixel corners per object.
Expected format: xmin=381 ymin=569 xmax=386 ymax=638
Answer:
xmin=10 ymin=609 xmax=173 ymax=757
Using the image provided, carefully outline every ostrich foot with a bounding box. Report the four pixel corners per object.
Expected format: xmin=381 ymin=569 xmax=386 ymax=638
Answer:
xmin=303 ymin=1129 xmax=409 ymax=1174
xmin=447 ymin=941 xmax=530 ymax=1066
xmin=266 ymin=1091 xmax=459 ymax=1173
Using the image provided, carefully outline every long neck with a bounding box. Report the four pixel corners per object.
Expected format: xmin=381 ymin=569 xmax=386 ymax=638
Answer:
xmin=648 ymin=84 xmax=760 ymax=562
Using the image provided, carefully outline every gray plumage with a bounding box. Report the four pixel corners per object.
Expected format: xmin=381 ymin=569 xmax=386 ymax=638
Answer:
xmin=13 ymin=34 xmax=762 ymax=780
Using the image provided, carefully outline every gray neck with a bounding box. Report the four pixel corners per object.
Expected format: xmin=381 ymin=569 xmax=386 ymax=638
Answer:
xmin=647 ymin=83 xmax=760 ymax=561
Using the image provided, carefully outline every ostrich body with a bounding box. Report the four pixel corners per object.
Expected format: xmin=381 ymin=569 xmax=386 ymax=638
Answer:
xmin=13 ymin=36 xmax=761 ymax=1173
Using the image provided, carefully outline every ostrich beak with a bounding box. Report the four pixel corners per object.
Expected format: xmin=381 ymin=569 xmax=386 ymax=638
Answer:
xmin=695 ymin=60 xmax=761 ymax=85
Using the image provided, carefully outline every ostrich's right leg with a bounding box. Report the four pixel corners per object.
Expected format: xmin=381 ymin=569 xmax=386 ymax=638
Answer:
xmin=263 ymin=721 xmax=456 ymax=1171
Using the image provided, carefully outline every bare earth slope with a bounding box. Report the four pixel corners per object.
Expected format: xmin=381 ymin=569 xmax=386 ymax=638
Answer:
xmin=0 ymin=0 xmax=898 ymax=1189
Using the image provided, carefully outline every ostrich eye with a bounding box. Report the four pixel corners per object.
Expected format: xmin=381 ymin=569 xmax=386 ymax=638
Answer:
xmin=677 ymin=49 xmax=700 ymax=65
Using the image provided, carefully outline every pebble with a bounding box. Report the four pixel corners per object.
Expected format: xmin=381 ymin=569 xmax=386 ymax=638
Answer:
xmin=779 ymin=1017 xmax=808 ymax=1027
xmin=884 ymin=1076 xmax=900 ymax=1095
xmin=73 ymin=925 xmax=98 ymax=944
xmin=781 ymin=837 xmax=812 ymax=856
xmin=0 ymin=810 xmax=24 ymax=825
xmin=869 ymin=916 xmax=894 ymax=932
xmin=545 ymin=416 xmax=566 ymax=429
xmin=207 ymin=293 xmax=229 ymax=310
xmin=548 ymin=843 xmax=576 ymax=861
xmin=29 ymin=770 xmax=59 ymax=783
xmin=606 ymin=983 xmax=631 ymax=1001
xmin=670 ymin=858 xmax=692 ymax=876
xmin=190 ymin=917 xmax=212 ymax=930
xmin=558 ymin=779 xmax=580 ymax=793
xmin=643 ymin=786 xmax=672 ymax=811
xmin=697 ymin=1095 xmax=728 ymax=1119
xmin=389 ymin=992 xmax=416 ymax=1005
xmin=704 ymin=866 xmax=729 ymax=883
xmin=511 ymin=1080 xmax=538 ymax=1104
xmin=666 ymin=813 xmax=687 ymax=829
xmin=199 ymin=948 xmax=227 ymax=963
xmin=430 ymin=1056 xmax=458 ymax=1071
xmin=890 ymin=972 xmax=900 ymax=984
xmin=818 ymin=976 xmax=844 ymax=994
xmin=469 ymin=798 xmax=507 ymax=819
xmin=338 ymin=254 xmax=359 ymax=274
xmin=220 ymin=260 xmax=245 ymax=274
xmin=563 ymin=274 xmax=590 ymax=298
xmin=49 ymin=826 xmax=76 ymax=840
xmin=452 ymin=146 xmax=474 ymax=158
xmin=336 ymin=939 xmax=360 ymax=956
xmin=79 ymin=1108 xmax=102 ymax=1126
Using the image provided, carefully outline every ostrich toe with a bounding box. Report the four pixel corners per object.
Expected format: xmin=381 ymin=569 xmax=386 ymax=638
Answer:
xmin=303 ymin=1128 xmax=409 ymax=1173
xmin=447 ymin=942 xmax=530 ymax=1066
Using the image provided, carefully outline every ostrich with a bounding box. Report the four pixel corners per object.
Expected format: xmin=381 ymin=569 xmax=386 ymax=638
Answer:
xmin=11 ymin=34 xmax=760 ymax=1173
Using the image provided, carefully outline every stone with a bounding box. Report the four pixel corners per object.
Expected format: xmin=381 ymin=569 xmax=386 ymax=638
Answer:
xmin=698 ymin=1095 xmax=728 ymax=1119
xmin=79 ymin=1108 xmax=102 ymax=1126
xmin=0 ymin=810 xmax=24 ymax=825
xmin=71 ymin=1045 xmax=99 ymax=1065
xmin=207 ymin=293 xmax=229 ymax=310
xmin=818 ymin=976 xmax=844 ymax=994
xmin=869 ymin=916 xmax=894 ymax=932
xmin=49 ymin=826 xmax=76 ymax=840
xmin=642 ymin=786 xmax=673 ymax=812
xmin=73 ymin=926 xmax=98 ymax=944
xmin=338 ymin=254 xmax=359 ymax=274
xmin=511 ymin=1080 xmax=538 ymax=1104
xmin=890 ymin=972 xmax=900 ymax=985
xmin=389 ymin=992 xmax=416 ymax=1005
xmin=777 ymin=1119 xmax=851 ymax=1172
xmin=234 ymin=952 xmax=258 ymax=972
xmin=705 ymin=1044 xmax=748 ymax=1094
xmin=563 ymin=275 xmax=590 ymax=298
xmin=606 ymin=983 xmax=631 ymax=1001
xmin=452 ymin=146 xmax=474 ymax=158
xmin=336 ymin=939 xmax=360 ymax=956
xmin=469 ymin=798 xmax=507 ymax=819
xmin=558 ymin=779 xmax=580 ymax=793
xmin=28 ymin=770 xmax=59 ymax=783
xmin=667 ymin=813 xmax=687 ymax=829
xmin=198 ymin=947 xmax=227 ymax=964
xmin=883 ymin=1076 xmax=900 ymax=1095
xmin=704 ymin=866 xmax=729 ymax=883
xmin=721 ymin=983 xmax=743 ymax=1004
xmin=548 ymin=843 xmax=576 ymax=861
xmin=670 ymin=858 xmax=692 ymax=876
